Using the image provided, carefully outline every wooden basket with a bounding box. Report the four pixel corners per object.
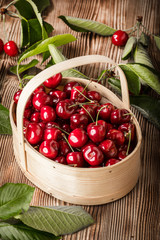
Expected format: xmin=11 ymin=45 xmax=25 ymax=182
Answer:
xmin=10 ymin=55 xmax=142 ymax=205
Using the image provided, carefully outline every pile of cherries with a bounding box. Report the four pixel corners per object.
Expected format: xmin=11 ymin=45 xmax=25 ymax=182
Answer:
xmin=13 ymin=73 xmax=136 ymax=168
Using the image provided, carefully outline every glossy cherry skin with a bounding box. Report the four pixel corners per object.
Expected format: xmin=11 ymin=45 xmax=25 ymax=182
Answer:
xmin=43 ymin=73 xmax=62 ymax=88
xmin=87 ymin=122 xmax=106 ymax=143
xmin=23 ymin=118 xmax=30 ymax=128
xmin=30 ymin=112 xmax=40 ymax=123
xmin=32 ymin=91 xmax=52 ymax=110
xmin=38 ymin=122 xmax=46 ymax=131
xmin=99 ymin=139 xmax=117 ymax=158
xmin=4 ymin=41 xmax=18 ymax=57
xmin=68 ymin=128 xmax=88 ymax=148
xmin=43 ymin=127 xmax=62 ymax=141
xmin=82 ymin=144 xmax=104 ymax=166
xmin=110 ymin=109 xmax=131 ymax=124
xmin=49 ymin=90 xmax=67 ymax=106
xmin=97 ymin=103 xmax=115 ymax=120
xmin=97 ymin=120 xmax=113 ymax=133
xmin=45 ymin=122 xmax=60 ymax=129
xmin=33 ymin=85 xmax=45 ymax=94
xmin=118 ymin=150 xmax=127 ymax=160
xmin=70 ymin=86 xmax=87 ymax=103
xmin=54 ymin=156 xmax=67 ymax=164
xmin=63 ymin=81 xmax=80 ymax=98
xmin=58 ymin=139 xmax=71 ymax=156
xmin=39 ymin=140 xmax=59 ymax=159
xmin=118 ymin=123 xmax=135 ymax=141
xmin=40 ymin=106 xmax=56 ymax=123
xmin=13 ymin=90 xmax=22 ymax=104
xmin=105 ymin=158 xmax=120 ymax=166
xmin=56 ymin=99 xmax=77 ymax=119
xmin=0 ymin=39 xmax=4 ymax=53
xmin=70 ymin=113 xmax=88 ymax=130
xmin=112 ymin=30 xmax=129 ymax=46
xmin=24 ymin=108 xmax=32 ymax=119
xmin=107 ymin=129 xmax=125 ymax=146
xmin=79 ymin=105 xmax=96 ymax=121
xmin=61 ymin=123 xmax=71 ymax=133
xmin=87 ymin=91 xmax=102 ymax=102
xmin=26 ymin=123 xmax=43 ymax=145
xmin=66 ymin=152 xmax=84 ymax=167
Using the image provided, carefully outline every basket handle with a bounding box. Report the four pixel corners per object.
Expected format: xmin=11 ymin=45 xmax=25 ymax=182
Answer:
xmin=16 ymin=55 xmax=129 ymax=170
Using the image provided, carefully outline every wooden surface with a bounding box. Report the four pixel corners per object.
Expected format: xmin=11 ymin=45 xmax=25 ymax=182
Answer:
xmin=0 ymin=0 xmax=160 ymax=239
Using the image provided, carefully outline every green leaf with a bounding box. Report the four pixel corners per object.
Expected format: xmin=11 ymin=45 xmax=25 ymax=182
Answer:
xmin=21 ymin=19 xmax=29 ymax=47
xmin=154 ymin=35 xmax=160 ymax=50
xmin=30 ymin=0 xmax=50 ymax=13
xmin=59 ymin=15 xmax=116 ymax=36
xmin=17 ymin=206 xmax=94 ymax=236
xmin=119 ymin=64 xmax=141 ymax=95
xmin=14 ymin=1 xmax=36 ymax=20
xmin=28 ymin=19 xmax=42 ymax=45
xmin=22 ymin=75 xmax=35 ymax=80
xmin=108 ymin=77 xmax=121 ymax=94
xmin=0 ymin=104 xmax=12 ymax=135
xmin=122 ymin=36 xmax=137 ymax=60
xmin=0 ymin=222 xmax=60 ymax=240
xmin=133 ymin=43 xmax=154 ymax=69
xmin=10 ymin=59 xmax=39 ymax=74
xmin=125 ymin=63 xmax=160 ymax=94
xmin=139 ymin=32 xmax=150 ymax=47
xmin=130 ymin=95 xmax=160 ymax=129
xmin=0 ymin=183 xmax=35 ymax=220
xmin=48 ymin=44 xmax=88 ymax=79
xmin=43 ymin=21 xmax=54 ymax=35
xmin=18 ymin=34 xmax=77 ymax=64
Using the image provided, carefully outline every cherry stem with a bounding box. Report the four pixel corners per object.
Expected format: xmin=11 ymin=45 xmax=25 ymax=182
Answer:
xmin=53 ymin=125 xmax=69 ymax=135
xmin=126 ymin=130 xmax=131 ymax=156
xmin=17 ymin=64 xmax=23 ymax=89
xmin=141 ymin=24 xmax=153 ymax=36
xmin=6 ymin=0 xmax=18 ymax=9
xmin=96 ymin=105 xmax=107 ymax=125
xmin=62 ymin=133 xmax=74 ymax=152
xmin=73 ymin=87 xmax=92 ymax=102
xmin=80 ymin=104 xmax=94 ymax=123
xmin=82 ymin=78 xmax=93 ymax=93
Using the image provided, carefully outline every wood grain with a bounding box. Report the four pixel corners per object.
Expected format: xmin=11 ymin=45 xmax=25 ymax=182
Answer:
xmin=0 ymin=0 xmax=160 ymax=239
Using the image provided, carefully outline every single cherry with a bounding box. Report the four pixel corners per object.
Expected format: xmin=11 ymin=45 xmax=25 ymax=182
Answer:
xmin=82 ymin=144 xmax=104 ymax=166
xmin=70 ymin=113 xmax=88 ymax=130
xmin=4 ymin=41 xmax=18 ymax=57
xmin=110 ymin=109 xmax=131 ymax=124
xmin=107 ymin=129 xmax=125 ymax=146
xmin=26 ymin=123 xmax=43 ymax=145
xmin=49 ymin=90 xmax=67 ymax=106
xmin=30 ymin=112 xmax=40 ymax=123
xmin=61 ymin=123 xmax=71 ymax=133
xmin=58 ymin=139 xmax=71 ymax=156
xmin=66 ymin=152 xmax=84 ymax=167
xmin=40 ymin=106 xmax=56 ymax=123
xmin=63 ymin=81 xmax=80 ymax=98
xmin=87 ymin=122 xmax=106 ymax=143
xmin=87 ymin=91 xmax=102 ymax=102
xmin=105 ymin=158 xmax=120 ymax=166
xmin=112 ymin=30 xmax=129 ymax=46
xmin=70 ymin=86 xmax=87 ymax=103
xmin=54 ymin=156 xmax=67 ymax=165
xmin=99 ymin=139 xmax=117 ymax=158
xmin=32 ymin=91 xmax=52 ymax=110
xmin=45 ymin=122 xmax=60 ymax=129
xmin=97 ymin=103 xmax=115 ymax=120
xmin=43 ymin=73 xmax=62 ymax=89
xmin=33 ymin=85 xmax=45 ymax=94
xmin=118 ymin=150 xmax=127 ymax=160
xmin=43 ymin=127 xmax=62 ymax=141
xmin=39 ymin=140 xmax=59 ymax=159
xmin=13 ymin=90 xmax=22 ymax=104
xmin=68 ymin=128 xmax=88 ymax=148
xmin=0 ymin=39 xmax=4 ymax=54
xmin=56 ymin=99 xmax=77 ymax=119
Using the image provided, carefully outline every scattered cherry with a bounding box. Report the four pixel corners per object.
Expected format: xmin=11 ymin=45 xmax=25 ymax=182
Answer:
xmin=4 ymin=41 xmax=18 ymax=57
xmin=112 ymin=30 xmax=129 ymax=46
xmin=0 ymin=39 xmax=4 ymax=54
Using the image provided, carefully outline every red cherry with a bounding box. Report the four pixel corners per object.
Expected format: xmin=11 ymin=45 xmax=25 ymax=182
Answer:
xmin=24 ymin=108 xmax=32 ymax=119
xmin=79 ymin=105 xmax=96 ymax=121
xmin=118 ymin=150 xmax=127 ymax=160
xmin=97 ymin=120 xmax=113 ymax=133
xmin=26 ymin=123 xmax=43 ymax=145
xmin=54 ymin=156 xmax=67 ymax=165
xmin=43 ymin=127 xmax=62 ymax=141
xmin=66 ymin=152 xmax=84 ymax=167
xmin=49 ymin=90 xmax=67 ymax=106
xmin=58 ymin=139 xmax=71 ymax=156
xmin=70 ymin=113 xmax=88 ymax=130
xmin=107 ymin=129 xmax=125 ymax=146
xmin=30 ymin=112 xmax=40 ymax=123
xmin=63 ymin=81 xmax=80 ymax=98
xmin=87 ymin=91 xmax=102 ymax=102
xmin=99 ymin=139 xmax=117 ymax=158
xmin=56 ymin=99 xmax=77 ymax=119
xmin=32 ymin=92 xmax=52 ymax=111
xmin=110 ymin=109 xmax=131 ymax=124
xmin=39 ymin=140 xmax=59 ymax=159
xmin=70 ymin=86 xmax=87 ymax=103
xmin=82 ymin=144 xmax=104 ymax=166
xmin=105 ymin=158 xmax=120 ymax=166
xmin=68 ymin=128 xmax=88 ymax=148
xmin=4 ymin=41 xmax=18 ymax=57
xmin=112 ymin=30 xmax=129 ymax=46
xmin=97 ymin=103 xmax=115 ymax=120
xmin=33 ymin=85 xmax=45 ymax=94
xmin=40 ymin=106 xmax=56 ymax=123
xmin=61 ymin=123 xmax=71 ymax=133
xmin=0 ymin=39 xmax=4 ymax=54
xmin=23 ymin=118 xmax=30 ymax=128
xmin=87 ymin=122 xmax=106 ymax=143
xmin=45 ymin=122 xmax=60 ymax=129
xmin=43 ymin=73 xmax=62 ymax=88
xmin=118 ymin=123 xmax=135 ymax=141
xmin=38 ymin=122 xmax=46 ymax=131
xmin=13 ymin=90 xmax=22 ymax=104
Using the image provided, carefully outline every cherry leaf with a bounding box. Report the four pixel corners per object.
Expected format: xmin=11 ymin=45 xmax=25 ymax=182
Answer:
xmin=154 ymin=35 xmax=160 ymax=50
xmin=139 ymin=32 xmax=150 ymax=47
xmin=0 ymin=104 xmax=12 ymax=135
xmin=59 ymin=15 xmax=116 ymax=36
xmin=10 ymin=59 xmax=39 ymax=74
xmin=122 ymin=36 xmax=137 ymax=60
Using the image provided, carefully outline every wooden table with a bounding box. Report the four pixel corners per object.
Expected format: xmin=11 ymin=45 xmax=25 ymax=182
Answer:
xmin=0 ymin=0 xmax=160 ymax=239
